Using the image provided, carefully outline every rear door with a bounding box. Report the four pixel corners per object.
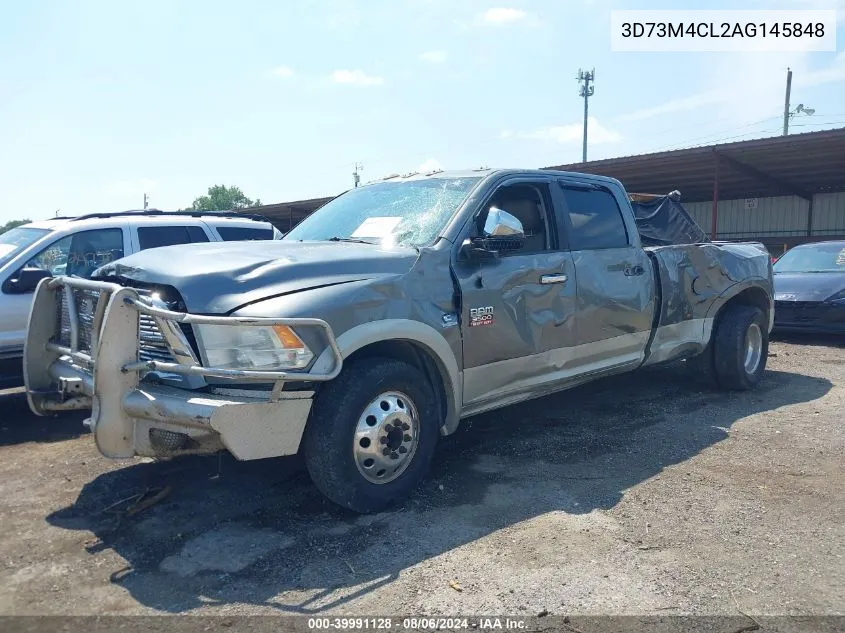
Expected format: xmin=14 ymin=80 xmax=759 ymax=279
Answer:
xmin=556 ymin=179 xmax=655 ymax=371
xmin=453 ymin=177 xmax=578 ymax=409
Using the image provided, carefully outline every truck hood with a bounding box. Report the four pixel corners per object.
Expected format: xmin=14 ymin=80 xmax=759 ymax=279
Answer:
xmin=773 ymin=272 xmax=845 ymax=302
xmin=94 ymin=240 xmax=419 ymax=313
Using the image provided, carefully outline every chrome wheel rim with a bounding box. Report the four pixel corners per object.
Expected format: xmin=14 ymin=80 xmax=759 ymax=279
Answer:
xmin=744 ymin=322 xmax=763 ymax=374
xmin=353 ymin=391 xmax=419 ymax=484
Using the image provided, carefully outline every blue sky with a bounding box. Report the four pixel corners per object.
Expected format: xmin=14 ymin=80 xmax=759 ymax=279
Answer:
xmin=1 ymin=0 xmax=843 ymax=223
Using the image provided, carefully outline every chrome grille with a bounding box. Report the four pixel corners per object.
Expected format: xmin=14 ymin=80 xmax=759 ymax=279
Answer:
xmin=139 ymin=313 xmax=176 ymax=363
xmin=56 ymin=287 xmax=177 ymax=363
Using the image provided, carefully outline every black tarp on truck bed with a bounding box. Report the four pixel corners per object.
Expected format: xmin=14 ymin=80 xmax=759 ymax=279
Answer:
xmin=631 ymin=191 xmax=709 ymax=247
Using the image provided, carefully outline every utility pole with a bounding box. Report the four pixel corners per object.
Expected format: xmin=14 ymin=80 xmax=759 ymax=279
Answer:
xmin=143 ymin=193 xmax=149 ymax=209
xmin=577 ymin=68 xmax=595 ymax=163
xmin=352 ymin=162 xmax=363 ymax=188
xmin=783 ymin=67 xmax=793 ymax=136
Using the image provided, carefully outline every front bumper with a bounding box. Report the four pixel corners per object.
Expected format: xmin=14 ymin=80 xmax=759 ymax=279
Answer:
xmin=773 ymin=300 xmax=845 ymax=334
xmin=24 ymin=277 xmax=342 ymax=460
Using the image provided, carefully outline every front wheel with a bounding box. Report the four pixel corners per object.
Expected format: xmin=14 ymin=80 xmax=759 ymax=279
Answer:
xmin=303 ymin=358 xmax=440 ymax=513
xmin=713 ymin=305 xmax=768 ymax=390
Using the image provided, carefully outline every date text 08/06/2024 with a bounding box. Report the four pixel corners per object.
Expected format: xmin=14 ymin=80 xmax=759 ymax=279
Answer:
xmin=307 ymin=617 xmax=529 ymax=630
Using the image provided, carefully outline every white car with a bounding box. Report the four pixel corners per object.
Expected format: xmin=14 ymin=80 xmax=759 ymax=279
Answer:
xmin=0 ymin=210 xmax=281 ymax=387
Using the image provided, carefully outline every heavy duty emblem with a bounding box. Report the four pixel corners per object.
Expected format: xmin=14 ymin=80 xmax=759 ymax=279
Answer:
xmin=469 ymin=306 xmax=494 ymax=327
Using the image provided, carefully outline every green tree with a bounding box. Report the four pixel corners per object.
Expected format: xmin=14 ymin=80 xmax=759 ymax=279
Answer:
xmin=187 ymin=185 xmax=261 ymax=211
xmin=0 ymin=219 xmax=31 ymax=235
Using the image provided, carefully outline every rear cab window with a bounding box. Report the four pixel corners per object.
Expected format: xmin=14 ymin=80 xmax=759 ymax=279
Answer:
xmin=137 ymin=225 xmax=210 ymax=251
xmin=559 ymin=184 xmax=629 ymax=250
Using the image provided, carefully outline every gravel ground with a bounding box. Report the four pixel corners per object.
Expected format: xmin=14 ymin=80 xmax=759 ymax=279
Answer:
xmin=0 ymin=335 xmax=843 ymax=617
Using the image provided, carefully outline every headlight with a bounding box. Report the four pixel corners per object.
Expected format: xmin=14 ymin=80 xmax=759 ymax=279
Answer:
xmin=194 ymin=324 xmax=313 ymax=371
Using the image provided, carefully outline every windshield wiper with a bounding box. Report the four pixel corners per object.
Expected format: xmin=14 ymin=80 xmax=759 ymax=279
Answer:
xmin=327 ymin=236 xmax=377 ymax=245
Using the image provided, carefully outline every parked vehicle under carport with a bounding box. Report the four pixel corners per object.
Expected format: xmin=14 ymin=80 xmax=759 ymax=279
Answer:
xmin=773 ymin=240 xmax=845 ymax=333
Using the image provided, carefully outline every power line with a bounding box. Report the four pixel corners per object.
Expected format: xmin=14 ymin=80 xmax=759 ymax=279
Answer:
xmin=789 ymin=121 xmax=845 ymax=127
xmin=647 ymin=112 xmax=790 ymax=149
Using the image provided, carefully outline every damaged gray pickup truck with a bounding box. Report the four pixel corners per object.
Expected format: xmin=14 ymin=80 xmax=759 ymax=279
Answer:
xmin=26 ymin=169 xmax=773 ymax=512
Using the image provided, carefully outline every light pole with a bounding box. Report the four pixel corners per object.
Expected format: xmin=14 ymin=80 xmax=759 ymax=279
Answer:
xmin=783 ymin=68 xmax=815 ymax=135
xmin=577 ymin=68 xmax=595 ymax=163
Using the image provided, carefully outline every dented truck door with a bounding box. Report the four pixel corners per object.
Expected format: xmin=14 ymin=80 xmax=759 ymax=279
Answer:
xmin=454 ymin=178 xmax=578 ymax=410
xmin=555 ymin=180 xmax=656 ymax=372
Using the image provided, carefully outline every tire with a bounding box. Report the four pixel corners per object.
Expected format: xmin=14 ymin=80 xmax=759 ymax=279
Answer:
xmin=303 ymin=358 xmax=440 ymax=513
xmin=713 ymin=305 xmax=768 ymax=391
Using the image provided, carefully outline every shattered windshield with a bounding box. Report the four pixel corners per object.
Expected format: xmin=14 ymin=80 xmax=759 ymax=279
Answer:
xmin=284 ymin=177 xmax=481 ymax=248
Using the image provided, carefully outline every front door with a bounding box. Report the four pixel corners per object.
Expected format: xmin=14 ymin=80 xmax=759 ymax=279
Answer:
xmin=453 ymin=179 xmax=578 ymax=408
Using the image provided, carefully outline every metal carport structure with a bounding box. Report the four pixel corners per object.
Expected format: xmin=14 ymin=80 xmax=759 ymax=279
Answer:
xmin=546 ymin=127 xmax=845 ymax=241
xmin=241 ymin=196 xmax=335 ymax=233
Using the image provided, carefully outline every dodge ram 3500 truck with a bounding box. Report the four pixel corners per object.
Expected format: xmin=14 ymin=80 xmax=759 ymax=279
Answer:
xmin=25 ymin=169 xmax=773 ymax=513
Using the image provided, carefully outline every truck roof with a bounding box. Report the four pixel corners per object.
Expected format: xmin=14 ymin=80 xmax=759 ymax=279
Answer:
xmin=367 ymin=167 xmax=625 ymax=189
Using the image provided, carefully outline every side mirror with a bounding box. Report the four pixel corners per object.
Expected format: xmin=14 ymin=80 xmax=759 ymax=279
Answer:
xmin=466 ymin=207 xmax=526 ymax=257
xmin=2 ymin=267 xmax=52 ymax=294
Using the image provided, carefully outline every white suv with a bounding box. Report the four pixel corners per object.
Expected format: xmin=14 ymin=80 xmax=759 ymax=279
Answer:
xmin=0 ymin=210 xmax=281 ymax=387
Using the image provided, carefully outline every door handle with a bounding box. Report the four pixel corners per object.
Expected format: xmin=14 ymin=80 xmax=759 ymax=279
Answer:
xmin=624 ymin=265 xmax=645 ymax=277
xmin=540 ymin=273 xmax=568 ymax=285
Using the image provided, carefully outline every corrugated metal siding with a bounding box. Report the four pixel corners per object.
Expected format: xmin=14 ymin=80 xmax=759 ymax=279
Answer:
xmin=811 ymin=192 xmax=845 ymax=235
xmin=685 ymin=202 xmax=711 ymax=233
xmin=685 ymin=196 xmax=809 ymax=237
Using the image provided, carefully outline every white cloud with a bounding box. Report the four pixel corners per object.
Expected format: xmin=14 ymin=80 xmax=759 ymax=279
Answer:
xmin=419 ymin=50 xmax=448 ymax=64
xmin=330 ymin=69 xmax=385 ymax=86
xmin=417 ymin=158 xmax=443 ymax=173
xmin=476 ymin=7 xmax=526 ymax=25
xmin=513 ymin=117 xmax=621 ymax=144
xmin=270 ymin=65 xmax=295 ymax=78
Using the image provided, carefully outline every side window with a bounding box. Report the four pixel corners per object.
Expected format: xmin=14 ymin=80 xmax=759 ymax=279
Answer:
xmin=560 ymin=186 xmax=629 ymax=250
xmin=215 ymin=226 xmax=273 ymax=241
xmin=187 ymin=226 xmax=211 ymax=243
xmin=137 ymin=225 xmax=209 ymax=251
xmin=28 ymin=236 xmax=72 ymax=275
xmin=28 ymin=229 xmax=124 ymax=278
xmin=476 ymin=183 xmax=554 ymax=254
